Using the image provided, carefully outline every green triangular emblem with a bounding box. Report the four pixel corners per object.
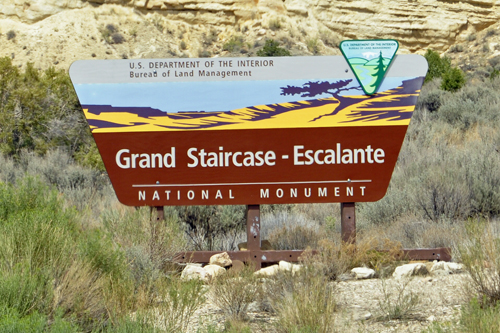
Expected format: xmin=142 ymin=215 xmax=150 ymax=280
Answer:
xmin=340 ymin=39 xmax=399 ymax=95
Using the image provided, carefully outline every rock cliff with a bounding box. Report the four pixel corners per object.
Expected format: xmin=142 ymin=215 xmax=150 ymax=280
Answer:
xmin=1 ymin=0 xmax=500 ymax=71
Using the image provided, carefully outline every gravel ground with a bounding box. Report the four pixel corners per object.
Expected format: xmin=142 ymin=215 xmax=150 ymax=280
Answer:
xmin=185 ymin=272 xmax=467 ymax=332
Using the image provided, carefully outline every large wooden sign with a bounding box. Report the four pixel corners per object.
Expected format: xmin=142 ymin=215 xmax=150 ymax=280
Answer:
xmin=69 ymin=54 xmax=427 ymax=206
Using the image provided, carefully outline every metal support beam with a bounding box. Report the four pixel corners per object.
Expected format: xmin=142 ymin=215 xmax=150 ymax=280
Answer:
xmin=341 ymin=202 xmax=356 ymax=244
xmin=246 ymin=205 xmax=261 ymax=270
xmin=155 ymin=206 xmax=164 ymax=222
xmin=402 ymin=248 xmax=452 ymax=261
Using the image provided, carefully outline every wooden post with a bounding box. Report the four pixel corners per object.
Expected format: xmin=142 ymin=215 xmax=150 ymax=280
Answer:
xmin=341 ymin=202 xmax=356 ymax=244
xmin=246 ymin=204 xmax=262 ymax=270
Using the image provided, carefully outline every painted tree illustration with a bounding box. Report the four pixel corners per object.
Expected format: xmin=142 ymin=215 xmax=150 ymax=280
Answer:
xmin=280 ymin=79 xmax=360 ymax=98
xmin=370 ymin=51 xmax=386 ymax=91
xmin=279 ymin=79 xmax=363 ymax=119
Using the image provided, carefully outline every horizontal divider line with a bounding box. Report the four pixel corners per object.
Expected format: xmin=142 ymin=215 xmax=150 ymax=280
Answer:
xmin=132 ymin=179 xmax=372 ymax=188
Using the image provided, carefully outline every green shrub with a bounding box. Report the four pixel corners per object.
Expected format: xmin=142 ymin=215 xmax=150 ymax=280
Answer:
xmin=268 ymin=18 xmax=282 ymax=31
xmin=111 ymin=32 xmax=125 ymax=44
xmin=459 ymin=221 xmax=500 ymax=306
xmin=209 ymin=265 xmax=259 ymax=321
xmin=0 ymin=57 xmax=89 ymax=159
xmin=458 ymin=298 xmax=500 ymax=333
xmin=449 ymin=44 xmax=464 ymax=53
xmin=306 ymin=38 xmax=320 ymax=55
xmin=424 ymin=49 xmax=451 ymax=83
xmin=6 ymin=30 xmax=15 ymax=40
xmin=175 ymin=205 xmax=246 ymax=251
xmin=270 ymin=265 xmax=337 ymax=333
xmin=155 ymin=278 xmax=207 ymax=333
xmin=441 ymin=67 xmax=466 ymax=92
xmin=223 ymin=36 xmax=244 ymax=53
xmin=257 ymin=39 xmax=291 ymax=57
xmin=485 ymin=28 xmax=497 ymax=38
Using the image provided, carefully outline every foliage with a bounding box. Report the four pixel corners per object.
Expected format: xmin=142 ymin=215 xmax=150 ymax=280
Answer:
xmin=209 ymin=265 xmax=259 ymax=321
xmin=223 ymin=36 xmax=244 ymax=53
xmin=175 ymin=205 xmax=246 ymax=251
xmin=155 ymin=278 xmax=207 ymax=333
xmin=424 ymin=49 xmax=466 ymax=91
xmin=376 ymin=277 xmax=420 ymax=321
xmin=360 ymin=77 xmax=500 ymax=224
xmin=6 ymin=30 xmax=16 ymax=40
xmin=317 ymin=237 xmax=403 ymax=280
xmin=306 ymin=38 xmax=320 ymax=55
xmin=269 ymin=264 xmax=337 ymax=333
xmin=268 ymin=18 xmax=282 ymax=31
xmin=111 ymin=32 xmax=125 ymax=44
xmin=256 ymin=39 xmax=291 ymax=57
xmin=0 ymin=176 xmax=205 ymax=331
xmin=458 ymin=298 xmax=500 ymax=333
xmin=0 ymin=57 xmax=91 ymax=159
xmin=424 ymin=49 xmax=451 ymax=83
xmin=441 ymin=67 xmax=466 ymax=92
xmin=459 ymin=220 xmax=500 ymax=307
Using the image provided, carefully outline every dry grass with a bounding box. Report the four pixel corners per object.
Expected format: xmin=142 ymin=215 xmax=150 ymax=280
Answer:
xmin=266 ymin=264 xmax=338 ymax=333
xmin=316 ymin=235 xmax=404 ymax=279
xmin=209 ymin=265 xmax=260 ymax=322
xmin=459 ymin=220 xmax=500 ymax=306
xmin=376 ymin=277 xmax=421 ymax=321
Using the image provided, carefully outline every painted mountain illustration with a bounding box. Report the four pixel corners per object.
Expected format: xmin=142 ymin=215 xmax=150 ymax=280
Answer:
xmin=82 ymin=77 xmax=424 ymax=133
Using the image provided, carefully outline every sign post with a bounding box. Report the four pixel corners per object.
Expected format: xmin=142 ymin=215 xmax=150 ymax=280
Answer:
xmin=69 ymin=42 xmax=441 ymax=265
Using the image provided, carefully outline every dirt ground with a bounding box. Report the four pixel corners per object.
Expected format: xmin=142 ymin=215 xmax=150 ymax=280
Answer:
xmin=186 ymin=271 xmax=466 ymax=332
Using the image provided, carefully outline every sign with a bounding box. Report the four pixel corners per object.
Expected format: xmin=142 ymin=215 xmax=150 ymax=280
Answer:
xmin=340 ymin=39 xmax=399 ymax=95
xmin=69 ymin=54 xmax=427 ymax=206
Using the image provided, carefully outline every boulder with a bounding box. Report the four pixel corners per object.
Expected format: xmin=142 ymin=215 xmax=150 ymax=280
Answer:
xmin=204 ymin=264 xmax=226 ymax=279
xmin=279 ymin=260 xmax=302 ymax=274
xmin=209 ymin=252 xmax=232 ymax=267
xmin=430 ymin=261 xmax=464 ymax=276
xmin=351 ymin=267 xmax=376 ymax=279
xmin=254 ymin=264 xmax=280 ymax=277
xmin=393 ymin=263 xmax=429 ymax=279
xmin=181 ymin=265 xmax=209 ymax=282
xmin=229 ymin=259 xmax=245 ymax=273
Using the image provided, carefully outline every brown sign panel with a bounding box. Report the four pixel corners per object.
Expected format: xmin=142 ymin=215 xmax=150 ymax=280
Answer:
xmin=69 ymin=55 xmax=427 ymax=206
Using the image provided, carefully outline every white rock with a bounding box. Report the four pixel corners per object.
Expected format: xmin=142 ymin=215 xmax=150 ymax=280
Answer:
xmin=258 ymin=28 xmax=267 ymax=35
xmin=181 ymin=265 xmax=209 ymax=282
xmin=209 ymin=252 xmax=232 ymax=267
xmin=430 ymin=261 xmax=464 ymax=276
xmin=204 ymin=264 xmax=226 ymax=279
xmin=254 ymin=264 xmax=280 ymax=277
xmin=185 ymin=263 xmax=202 ymax=267
xmin=351 ymin=267 xmax=376 ymax=279
xmin=446 ymin=262 xmax=464 ymax=273
xmin=279 ymin=260 xmax=302 ymax=274
xmin=393 ymin=263 xmax=428 ymax=279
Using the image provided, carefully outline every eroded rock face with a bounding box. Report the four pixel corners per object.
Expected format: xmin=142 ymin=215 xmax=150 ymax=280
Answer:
xmin=0 ymin=0 xmax=87 ymax=23
xmin=304 ymin=0 xmax=499 ymax=52
xmin=2 ymin=0 xmax=500 ymax=72
xmin=2 ymin=0 xmax=499 ymax=52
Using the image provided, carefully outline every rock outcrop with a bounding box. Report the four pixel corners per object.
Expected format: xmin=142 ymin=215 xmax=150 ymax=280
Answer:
xmin=1 ymin=0 xmax=500 ymax=71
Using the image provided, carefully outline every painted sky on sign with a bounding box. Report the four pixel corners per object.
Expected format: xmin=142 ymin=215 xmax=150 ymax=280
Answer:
xmin=74 ymin=77 xmax=406 ymax=113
